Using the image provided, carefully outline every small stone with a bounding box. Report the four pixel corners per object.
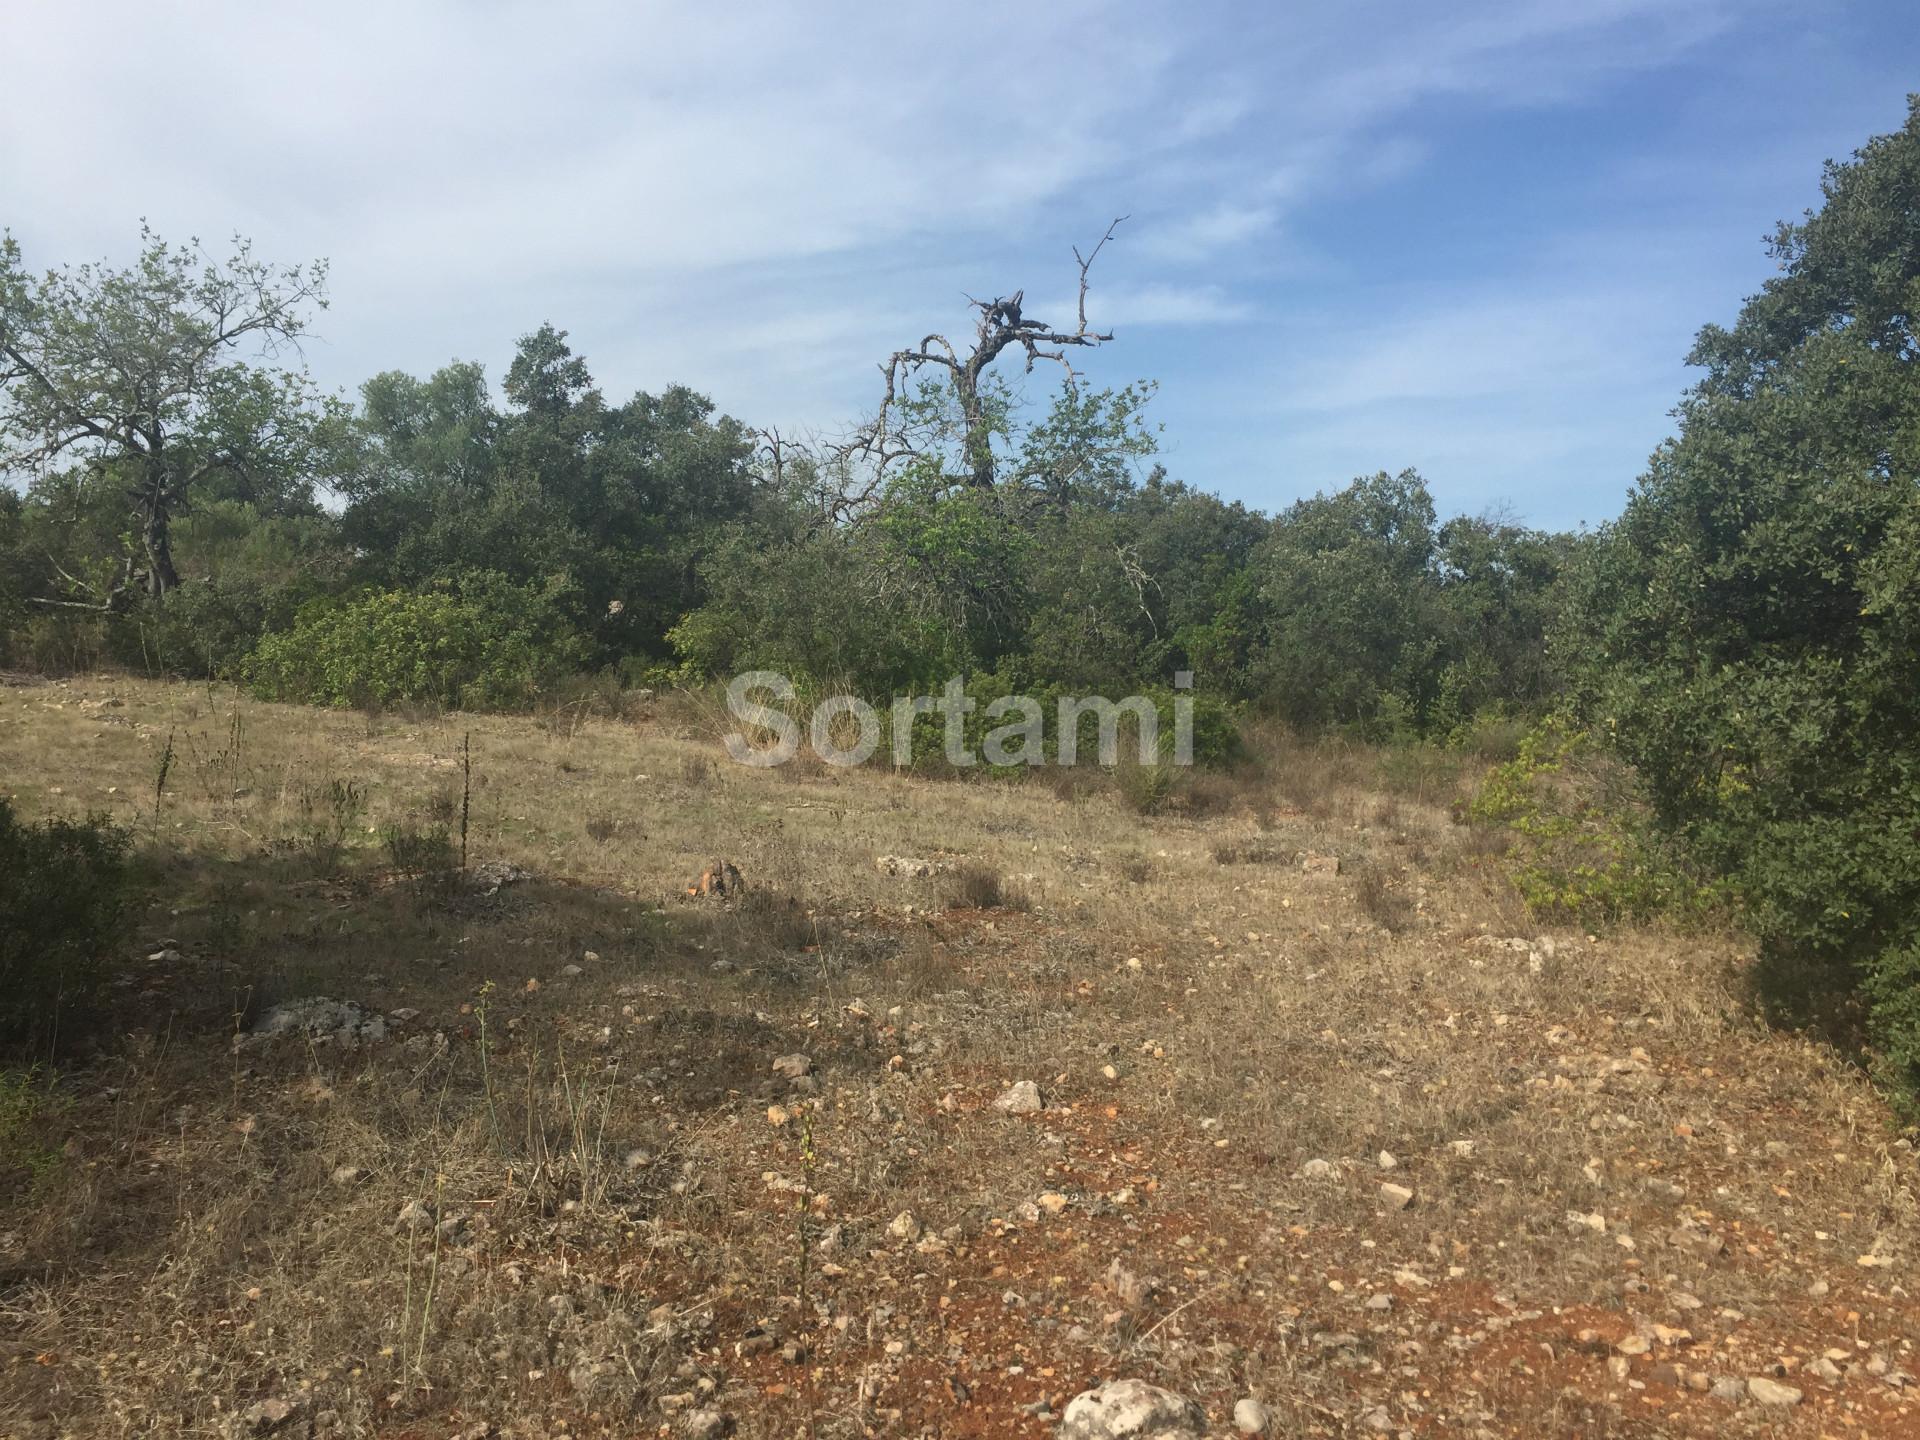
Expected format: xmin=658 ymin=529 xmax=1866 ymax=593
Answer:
xmin=994 ymin=1080 xmax=1044 ymax=1114
xmin=771 ymin=1053 xmax=812 ymax=1080
xmin=1806 ymin=1278 xmax=1830 ymax=1298
xmin=1364 ymin=1292 xmax=1393 ymax=1311
xmin=561 ymin=964 xmax=583 ymax=978
xmin=1377 ymin=1150 xmax=1397 ymax=1170
xmin=1233 ymin=1396 xmax=1271 ymax=1434
xmin=329 ymin=1164 xmax=367 ymax=1187
xmin=393 ymin=1199 xmax=433 ymax=1232
xmin=737 ymin=1329 xmax=777 ymax=1356
xmin=1037 ymin=1191 xmax=1070 ymax=1214
xmin=887 ymin=1210 xmax=922 ymax=1242
xmin=1746 ymin=1376 xmax=1803 ymax=1406
xmin=245 ymin=1397 xmax=298 ymax=1431
xmin=1298 ymin=1158 xmax=1336 ymax=1181
xmin=684 ymin=1409 xmax=731 ymax=1440
xmin=1709 ymin=1377 xmax=1745 ymax=1402
xmin=1379 ymin=1182 xmax=1414 ymax=1210
xmin=1616 ymin=1334 xmax=1651 ymax=1357
xmin=1058 ymin=1379 xmax=1205 ymax=1440
xmin=1808 ymin=1357 xmax=1843 ymax=1383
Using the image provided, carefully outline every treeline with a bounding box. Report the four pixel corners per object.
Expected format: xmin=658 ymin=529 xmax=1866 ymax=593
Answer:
xmin=4 ymin=100 xmax=1920 ymax=1102
xmin=0 ymin=277 xmax=1573 ymax=739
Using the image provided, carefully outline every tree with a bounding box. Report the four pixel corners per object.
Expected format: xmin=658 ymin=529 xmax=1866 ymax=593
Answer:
xmin=1565 ymin=97 xmax=1920 ymax=1102
xmin=1254 ymin=470 xmax=1444 ymax=733
xmin=338 ymin=327 xmax=755 ymax=663
xmin=0 ymin=226 xmax=329 ymax=607
xmin=1432 ymin=511 xmax=1572 ymax=728
xmin=837 ymin=219 xmax=1127 ymax=497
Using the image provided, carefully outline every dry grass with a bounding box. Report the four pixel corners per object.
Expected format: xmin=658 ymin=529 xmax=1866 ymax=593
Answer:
xmin=0 ymin=676 xmax=1915 ymax=1440
xmin=943 ymin=862 xmax=1031 ymax=913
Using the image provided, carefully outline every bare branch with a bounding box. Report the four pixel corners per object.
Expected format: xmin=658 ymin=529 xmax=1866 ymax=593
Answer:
xmin=1072 ymin=216 xmax=1127 ymax=335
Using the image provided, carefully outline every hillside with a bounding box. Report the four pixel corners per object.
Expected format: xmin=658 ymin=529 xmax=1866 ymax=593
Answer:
xmin=1 ymin=676 xmax=1916 ymax=1439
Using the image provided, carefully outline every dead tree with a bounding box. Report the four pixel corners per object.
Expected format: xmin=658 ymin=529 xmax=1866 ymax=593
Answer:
xmin=837 ymin=218 xmax=1127 ymax=496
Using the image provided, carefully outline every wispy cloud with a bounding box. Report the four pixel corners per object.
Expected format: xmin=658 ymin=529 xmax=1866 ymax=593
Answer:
xmin=3 ymin=0 xmax=1904 ymax=527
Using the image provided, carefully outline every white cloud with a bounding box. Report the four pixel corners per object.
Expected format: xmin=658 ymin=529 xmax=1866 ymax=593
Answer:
xmin=1136 ymin=203 xmax=1283 ymax=263
xmin=0 ymin=0 xmax=1799 ymax=523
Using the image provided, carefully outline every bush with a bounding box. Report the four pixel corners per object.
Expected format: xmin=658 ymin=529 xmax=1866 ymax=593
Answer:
xmin=0 ymin=800 xmax=134 ymax=1049
xmin=249 ymin=572 xmax=591 ymax=711
xmin=943 ymin=863 xmax=1030 ymax=912
xmin=1465 ymin=719 xmax=1717 ymax=928
xmin=1562 ymin=100 xmax=1920 ymax=1107
xmin=107 ymin=576 xmax=309 ymax=680
xmin=1114 ymin=757 xmax=1176 ymax=815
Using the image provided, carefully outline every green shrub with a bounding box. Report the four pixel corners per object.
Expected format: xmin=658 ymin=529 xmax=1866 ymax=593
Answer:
xmin=0 ymin=1065 xmax=62 ymax=1189
xmin=249 ymin=572 xmax=590 ymax=711
xmin=107 ymin=576 xmax=310 ymax=680
xmin=1466 ymin=719 xmax=1718 ymax=928
xmin=1114 ymin=757 xmax=1177 ymax=815
xmin=293 ymin=778 xmax=366 ymax=874
xmin=382 ymin=819 xmax=458 ymax=901
xmin=0 ymin=800 xmax=134 ymax=1049
xmin=1561 ymin=100 xmax=1920 ymax=1107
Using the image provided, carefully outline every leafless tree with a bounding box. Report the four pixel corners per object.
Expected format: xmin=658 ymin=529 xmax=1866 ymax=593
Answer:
xmin=833 ymin=217 xmax=1127 ymax=500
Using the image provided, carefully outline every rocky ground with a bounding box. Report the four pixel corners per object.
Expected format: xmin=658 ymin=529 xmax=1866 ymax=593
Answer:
xmin=0 ymin=676 xmax=1915 ymax=1439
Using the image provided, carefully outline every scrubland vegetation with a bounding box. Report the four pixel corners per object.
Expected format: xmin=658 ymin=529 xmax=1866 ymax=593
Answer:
xmin=1 ymin=94 xmax=1918 ymax=1440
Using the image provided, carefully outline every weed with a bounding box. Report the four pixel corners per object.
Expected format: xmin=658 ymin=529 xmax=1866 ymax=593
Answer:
xmin=383 ymin=820 xmax=457 ymax=899
xmin=0 ymin=1067 xmax=61 ymax=1190
xmin=296 ymin=777 xmax=366 ymax=873
xmin=1114 ymin=758 xmax=1176 ymax=815
xmin=1353 ymin=859 xmax=1416 ymax=932
xmin=0 ymin=801 xmax=133 ymax=1049
xmin=1211 ymin=838 xmax=1281 ymax=866
xmin=459 ymin=732 xmax=472 ymax=870
xmin=944 ymin=862 xmax=1030 ymax=912
xmin=151 ymin=729 xmax=176 ymax=830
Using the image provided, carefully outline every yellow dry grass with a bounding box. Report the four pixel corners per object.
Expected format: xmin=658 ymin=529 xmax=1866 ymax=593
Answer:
xmin=0 ymin=675 xmax=1914 ymax=1439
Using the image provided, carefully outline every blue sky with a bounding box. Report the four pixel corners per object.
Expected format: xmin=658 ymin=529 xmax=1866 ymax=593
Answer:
xmin=3 ymin=1 xmax=1915 ymax=529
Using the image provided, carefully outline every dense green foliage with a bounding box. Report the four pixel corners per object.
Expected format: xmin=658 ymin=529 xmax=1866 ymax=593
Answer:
xmin=1564 ymin=97 xmax=1920 ymax=1104
xmin=1 ymin=228 xmax=1574 ymax=734
xmin=1466 ymin=719 xmax=1719 ymax=926
xmin=250 ymin=573 xmax=591 ymax=710
xmin=0 ymin=800 xmax=133 ymax=1049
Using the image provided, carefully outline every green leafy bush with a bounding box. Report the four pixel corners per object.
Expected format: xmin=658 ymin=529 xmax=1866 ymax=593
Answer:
xmin=1562 ymin=99 xmax=1920 ymax=1108
xmin=1466 ymin=719 xmax=1717 ymax=927
xmin=249 ymin=572 xmax=590 ymax=710
xmin=0 ymin=800 xmax=134 ymax=1049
